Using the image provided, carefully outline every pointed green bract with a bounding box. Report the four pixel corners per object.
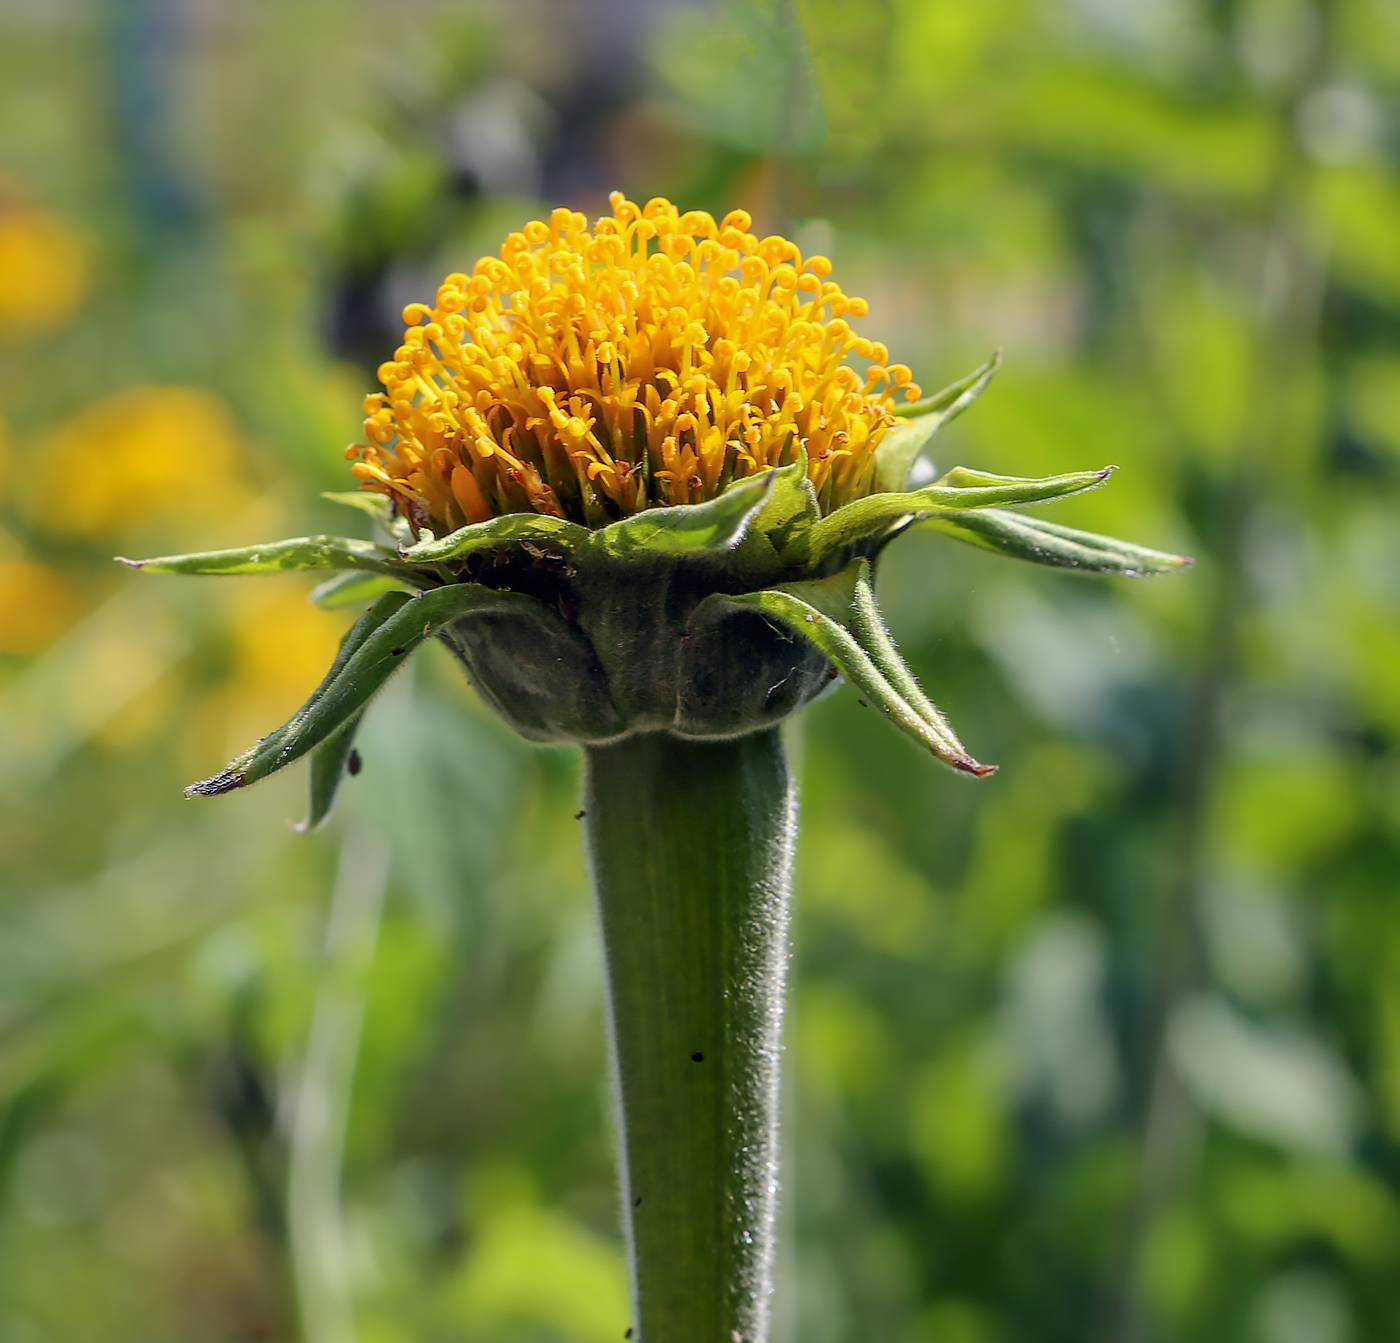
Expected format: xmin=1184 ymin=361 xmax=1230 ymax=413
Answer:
xmin=402 ymin=512 xmax=590 ymax=563
xmin=185 ymin=583 xmax=548 ymax=797
xmin=701 ymin=560 xmax=994 ymax=777
xmin=321 ymin=490 xmax=391 ymax=522
xmin=750 ymin=450 xmax=819 ymax=556
xmin=118 ymin=535 xmax=419 ymax=580
xmin=310 ymin=571 xmax=409 ymax=610
xmin=799 ymin=465 xmax=1115 ymax=566
xmin=588 ymin=471 xmax=774 ymax=558
xmin=922 ymin=508 xmax=1193 ymax=576
xmin=891 ymin=352 xmax=1003 ymax=421
xmin=322 ymin=490 xmax=414 ymax=545
xmin=877 ymin=352 xmax=1002 ymax=491
xmin=186 ymin=589 xmax=409 ymax=796
xmin=847 ymin=560 xmax=951 ymax=733
xmin=294 ymin=710 xmax=365 ymax=833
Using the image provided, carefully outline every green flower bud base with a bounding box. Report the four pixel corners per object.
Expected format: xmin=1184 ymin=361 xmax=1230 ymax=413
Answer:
xmin=586 ymin=727 xmax=793 ymax=1343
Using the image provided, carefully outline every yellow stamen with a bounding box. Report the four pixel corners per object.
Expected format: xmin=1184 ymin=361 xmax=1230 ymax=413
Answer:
xmin=351 ymin=193 xmax=921 ymax=534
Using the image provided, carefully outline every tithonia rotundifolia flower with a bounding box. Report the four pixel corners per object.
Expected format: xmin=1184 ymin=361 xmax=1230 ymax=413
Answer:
xmin=122 ymin=193 xmax=1187 ymax=811
xmin=121 ymin=193 xmax=1192 ymax=1343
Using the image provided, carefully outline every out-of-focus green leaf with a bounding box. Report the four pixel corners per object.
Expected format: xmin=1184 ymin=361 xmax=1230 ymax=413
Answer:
xmin=921 ymin=508 xmax=1192 ymax=575
xmin=310 ymin=571 xmax=408 ymax=609
xmin=795 ymin=0 xmax=890 ymax=162
xmin=1009 ymin=67 xmax=1280 ymax=201
xmin=651 ymin=0 xmax=826 ymax=155
xmin=321 ymin=490 xmax=392 ymax=522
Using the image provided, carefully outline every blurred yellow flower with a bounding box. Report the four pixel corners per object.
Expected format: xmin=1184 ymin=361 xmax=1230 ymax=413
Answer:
xmin=0 ymin=198 xmax=89 ymax=336
xmin=228 ymin=583 xmax=351 ymax=714
xmin=350 ymin=192 xmax=921 ymax=534
xmin=0 ymin=560 xmax=78 ymax=655
xmin=34 ymin=386 xmax=251 ymax=537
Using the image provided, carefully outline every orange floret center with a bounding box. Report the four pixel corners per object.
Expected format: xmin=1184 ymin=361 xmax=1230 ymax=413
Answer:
xmin=347 ymin=192 xmax=921 ymax=535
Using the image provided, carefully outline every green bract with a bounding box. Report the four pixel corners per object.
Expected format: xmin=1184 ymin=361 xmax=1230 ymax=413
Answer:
xmin=122 ymin=357 xmax=1191 ymax=830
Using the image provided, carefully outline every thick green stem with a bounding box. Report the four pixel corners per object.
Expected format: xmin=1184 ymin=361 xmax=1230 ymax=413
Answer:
xmin=583 ymin=727 xmax=795 ymax=1343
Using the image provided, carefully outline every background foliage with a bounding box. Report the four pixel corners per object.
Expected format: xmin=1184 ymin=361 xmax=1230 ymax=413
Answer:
xmin=2 ymin=0 xmax=1399 ymax=1340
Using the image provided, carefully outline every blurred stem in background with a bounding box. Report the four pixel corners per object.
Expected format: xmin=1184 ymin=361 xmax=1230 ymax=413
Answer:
xmin=288 ymin=828 xmax=391 ymax=1343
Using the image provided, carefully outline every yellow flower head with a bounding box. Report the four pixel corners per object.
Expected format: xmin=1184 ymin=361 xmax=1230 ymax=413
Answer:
xmin=347 ymin=193 xmax=921 ymax=535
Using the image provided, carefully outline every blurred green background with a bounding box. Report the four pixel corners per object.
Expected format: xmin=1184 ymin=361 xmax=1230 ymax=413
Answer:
xmin=2 ymin=0 xmax=1399 ymax=1339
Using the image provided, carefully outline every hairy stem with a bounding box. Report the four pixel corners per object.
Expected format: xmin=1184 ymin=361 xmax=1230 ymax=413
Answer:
xmin=584 ymin=728 xmax=796 ymax=1343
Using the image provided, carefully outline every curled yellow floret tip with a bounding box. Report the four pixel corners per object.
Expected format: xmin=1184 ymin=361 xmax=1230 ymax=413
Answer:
xmin=346 ymin=193 xmax=921 ymax=534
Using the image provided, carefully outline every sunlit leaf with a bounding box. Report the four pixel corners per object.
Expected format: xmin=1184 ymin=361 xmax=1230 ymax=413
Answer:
xmin=751 ymin=449 xmax=820 ymax=558
xmin=588 ymin=471 xmax=774 ymax=558
xmin=800 ymin=465 xmax=1115 ymax=565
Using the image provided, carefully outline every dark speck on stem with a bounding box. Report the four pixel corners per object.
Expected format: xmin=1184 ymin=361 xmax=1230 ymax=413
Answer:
xmin=390 ymin=647 xmax=406 ymax=656
xmin=347 ymin=749 xmax=362 ymax=776
xmin=575 ymin=809 xmax=587 ymax=820
xmin=690 ymin=1051 xmax=704 ymax=1063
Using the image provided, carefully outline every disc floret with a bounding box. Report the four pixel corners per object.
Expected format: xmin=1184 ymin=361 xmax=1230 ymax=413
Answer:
xmin=347 ymin=193 xmax=920 ymax=535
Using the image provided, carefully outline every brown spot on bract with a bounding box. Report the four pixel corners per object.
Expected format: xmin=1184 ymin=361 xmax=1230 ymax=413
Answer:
xmin=185 ymin=769 xmax=247 ymax=797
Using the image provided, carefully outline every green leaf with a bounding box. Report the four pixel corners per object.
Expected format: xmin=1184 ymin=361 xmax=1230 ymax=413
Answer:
xmin=920 ymin=508 xmax=1194 ymax=576
xmin=588 ymin=472 xmax=774 ymax=558
xmin=704 ymin=560 xmax=995 ymax=777
xmin=877 ymin=352 xmax=1001 ymax=491
xmin=402 ymin=512 xmax=590 ymax=563
xmin=803 ymin=465 xmax=1116 ymax=565
xmin=118 ymin=535 xmax=419 ymax=579
xmin=185 ymin=583 xmax=547 ymax=797
xmin=294 ymin=709 xmax=365 ymax=833
xmin=310 ymin=571 xmax=408 ymax=609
